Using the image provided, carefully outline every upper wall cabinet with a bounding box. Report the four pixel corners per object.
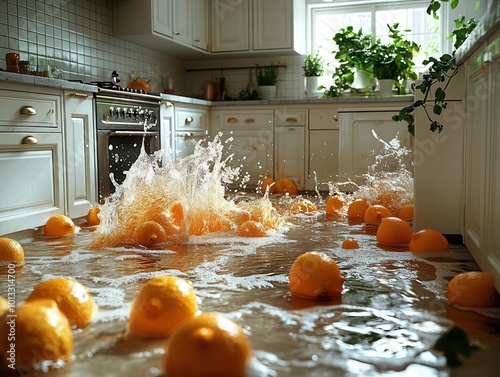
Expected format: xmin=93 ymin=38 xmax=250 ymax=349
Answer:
xmin=211 ymin=0 xmax=306 ymax=56
xmin=113 ymin=0 xmax=210 ymax=57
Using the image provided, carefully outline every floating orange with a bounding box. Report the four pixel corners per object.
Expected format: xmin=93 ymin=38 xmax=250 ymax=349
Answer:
xmin=275 ymin=178 xmax=298 ymax=196
xmin=342 ymin=238 xmax=359 ymax=249
xmin=325 ymin=195 xmax=347 ymax=216
xmin=347 ymin=198 xmax=369 ymax=219
xmin=237 ymin=220 xmax=266 ymax=237
xmin=363 ymin=204 xmax=392 ymax=225
xmin=409 ymin=229 xmax=449 ymax=252
xmin=376 ymin=217 xmax=412 ymax=246
xmin=395 ymin=204 xmax=414 ymax=222
xmin=447 ymin=271 xmax=498 ymax=308
xmin=289 ymin=198 xmax=317 ymax=214
xmin=86 ymin=206 xmax=101 ymax=226
xmin=258 ymin=176 xmax=276 ymax=195
xmin=44 ymin=214 xmax=76 ymax=237
xmin=0 ymin=237 xmax=24 ymax=263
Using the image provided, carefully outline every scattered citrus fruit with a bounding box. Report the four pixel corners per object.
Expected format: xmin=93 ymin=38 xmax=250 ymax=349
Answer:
xmin=347 ymin=198 xmax=369 ymax=219
xmin=289 ymin=198 xmax=317 ymax=214
xmin=86 ymin=206 xmax=101 ymax=226
xmin=237 ymin=220 xmax=266 ymax=237
xmin=447 ymin=271 xmax=498 ymax=308
xmin=0 ymin=297 xmax=8 ymax=317
xmin=410 ymin=229 xmax=449 ymax=252
xmin=275 ymin=178 xmax=298 ymax=196
xmin=132 ymin=220 xmax=168 ymax=246
xmin=326 ymin=194 xmax=347 ymax=216
xmin=170 ymin=202 xmax=184 ymax=227
xmin=163 ymin=312 xmax=252 ymax=377
xmin=44 ymin=214 xmax=76 ymax=237
xmin=0 ymin=299 xmax=73 ymax=368
xmin=396 ymin=204 xmax=414 ymax=222
xmin=342 ymin=238 xmax=359 ymax=249
xmin=289 ymin=251 xmax=344 ymax=300
xmin=363 ymin=204 xmax=392 ymax=225
xmin=376 ymin=217 xmax=412 ymax=246
xmin=258 ymin=176 xmax=276 ymax=195
xmin=26 ymin=277 xmax=96 ymax=329
xmin=0 ymin=237 xmax=24 ymax=263
xmin=128 ymin=276 xmax=198 ymax=337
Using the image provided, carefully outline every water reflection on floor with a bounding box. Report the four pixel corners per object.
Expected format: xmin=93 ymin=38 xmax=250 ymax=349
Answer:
xmin=3 ymin=213 xmax=500 ymax=377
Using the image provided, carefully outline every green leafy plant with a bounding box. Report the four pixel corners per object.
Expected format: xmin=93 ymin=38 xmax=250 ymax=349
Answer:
xmin=427 ymin=0 xmax=460 ymax=19
xmin=303 ymin=53 xmax=324 ymax=77
xmin=392 ymin=14 xmax=478 ymax=135
xmin=255 ymin=63 xmax=279 ymax=86
xmin=332 ymin=26 xmax=374 ymax=72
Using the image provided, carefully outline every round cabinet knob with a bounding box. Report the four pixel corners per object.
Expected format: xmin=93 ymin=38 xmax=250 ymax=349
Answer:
xmin=185 ymin=116 xmax=194 ymax=124
xmin=21 ymin=135 xmax=38 ymax=144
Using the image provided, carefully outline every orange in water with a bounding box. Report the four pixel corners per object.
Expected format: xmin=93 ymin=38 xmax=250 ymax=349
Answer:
xmin=289 ymin=251 xmax=344 ymax=300
xmin=376 ymin=216 xmax=413 ymax=246
xmin=409 ymin=229 xmax=449 ymax=252
xmin=258 ymin=176 xmax=276 ymax=195
xmin=0 ymin=297 xmax=8 ymax=317
xmin=447 ymin=271 xmax=498 ymax=308
xmin=396 ymin=204 xmax=414 ymax=222
xmin=163 ymin=312 xmax=252 ymax=377
xmin=132 ymin=220 xmax=168 ymax=246
xmin=342 ymin=238 xmax=359 ymax=249
xmin=275 ymin=178 xmax=298 ymax=196
xmin=86 ymin=206 xmax=101 ymax=226
xmin=26 ymin=277 xmax=97 ymax=329
xmin=128 ymin=276 xmax=198 ymax=337
xmin=0 ymin=299 xmax=73 ymax=368
xmin=326 ymin=194 xmax=347 ymax=216
xmin=237 ymin=220 xmax=266 ymax=237
xmin=0 ymin=237 xmax=24 ymax=263
xmin=170 ymin=202 xmax=184 ymax=227
xmin=44 ymin=214 xmax=76 ymax=237
xmin=363 ymin=204 xmax=392 ymax=225
xmin=289 ymin=198 xmax=317 ymax=214
xmin=347 ymin=198 xmax=369 ymax=219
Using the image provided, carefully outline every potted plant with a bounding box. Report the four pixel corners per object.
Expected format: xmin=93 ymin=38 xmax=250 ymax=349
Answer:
xmin=303 ymin=53 xmax=324 ymax=97
xmin=256 ymin=63 xmax=279 ymax=99
xmin=372 ymin=23 xmax=420 ymax=96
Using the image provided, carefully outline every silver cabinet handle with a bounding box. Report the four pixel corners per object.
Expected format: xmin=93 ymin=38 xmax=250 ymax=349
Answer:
xmin=21 ymin=135 xmax=38 ymax=144
xmin=20 ymin=106 xmax=37 ymax=115
xmin=185 ymin=116 xmax=194 ymax=124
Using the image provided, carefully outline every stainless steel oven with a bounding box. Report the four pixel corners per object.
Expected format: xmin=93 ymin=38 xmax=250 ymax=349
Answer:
xmin=95 ymin=89 xmax=161 ymax=202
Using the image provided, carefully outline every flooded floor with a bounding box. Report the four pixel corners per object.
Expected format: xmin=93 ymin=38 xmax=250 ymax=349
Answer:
xmin=3 ymin=208 xmax=500 ymax=377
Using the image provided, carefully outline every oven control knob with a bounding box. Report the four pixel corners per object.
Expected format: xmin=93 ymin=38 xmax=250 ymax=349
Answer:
xmin=120 ymin=108 xmax=127 ymax=118
xmin=115 ymin=107 xmax=121 ymax=118
xmin=137 ymin=109 xmax=145 ymax=121
xmin=127 ymin=108 xmax=134 ymax=118
xmin=109 ymin=107 xmax=114 ymax=117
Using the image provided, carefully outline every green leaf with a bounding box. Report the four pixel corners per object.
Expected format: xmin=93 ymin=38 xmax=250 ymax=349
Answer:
xmin=451 ymin=0 xmax=460 ymax=9
xmin=433 ymin=105 xmax=443 ymax=115
xmin=433 ymin=326 xmax=478 ymax=367
xmin=435 ymin=87 xmax=446 ymax=102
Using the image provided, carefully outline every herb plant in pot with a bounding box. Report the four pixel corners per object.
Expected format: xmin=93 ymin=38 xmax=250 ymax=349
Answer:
xmin=256 ymin=63 xmax=279 ymax=100
xmin=303 ymin=53 xmax=324 ymax=97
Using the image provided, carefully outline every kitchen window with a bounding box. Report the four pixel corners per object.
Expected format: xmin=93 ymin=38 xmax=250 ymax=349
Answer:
xmin=309 ymin=0 xmax=443 ymax=83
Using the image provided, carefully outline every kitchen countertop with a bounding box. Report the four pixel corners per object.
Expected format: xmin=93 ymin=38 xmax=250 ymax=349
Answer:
xmin=0 ymin=71 xmax=97 ymax=93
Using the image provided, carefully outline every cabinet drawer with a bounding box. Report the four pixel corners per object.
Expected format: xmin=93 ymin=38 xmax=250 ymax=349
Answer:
xmin=309 ymin=108 xmax=339 ymax=130
xmin=220 ymin=110 xmax=273 ymax=129
xmin=275 ymin=109 xmax=307 ymax=126
xmin=175 ymin=107 xmax=207 ymax=132
xmin=0 ymin=91 xmax=60 ymax=131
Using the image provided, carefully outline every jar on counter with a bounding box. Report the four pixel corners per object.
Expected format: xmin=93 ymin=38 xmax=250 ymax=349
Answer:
xmin=18 ymin=60 xmax=30 ymax=74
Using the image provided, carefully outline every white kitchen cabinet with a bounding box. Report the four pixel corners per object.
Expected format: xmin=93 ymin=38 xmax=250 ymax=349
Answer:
xmin=160 ymin=99 xmax=175 ymax=161
xmin=306 ymin=107 xmax=339 ymax=191
xmin=173 ymin=104 xmax=208 ymax=160
xmin=211 ymin=109 xmax=274 ymax=190
xmin=173 ymin=0 xmax=192 ymax=45
xmin=63 ymin=91 xmax=97 ymax=219
xmin=192 ymin=0 xmax=210 ymax=51
xmin=211 ymin=0 xmax=250 ymax=52
xmin=275 ymin=109 xmax=306 ymax=190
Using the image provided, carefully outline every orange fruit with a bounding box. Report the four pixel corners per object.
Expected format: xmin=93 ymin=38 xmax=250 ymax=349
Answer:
xmin=289 ymin=251 xmax=344 ymax=300
xmin=347 ymin=198 xmax=369 ymax=219
xmin=363 ymin=204 xmax=392 ymax=225
xmin=132 ymin=220 xmax=168 ymax=246
xmin=128 ymin=276 xmax=198 ymax=337
xmin=86 ymin=206 xmax=101 ymax=226
xmin=447 ymin=271 xmax=498 ymax=308
xmin=0 ymin=299 xmax=73 ymax=368
xmin=258 ymin=176 xmax=276 ymax=195
xmin=289 ymin=198 xmax=317 ymax=214
xmin=170 ymin=202 xmax=184 ymax=227
xmin=396 ymin=204 xmax=414 ymax=221
xmin=26 ymin=277 xmax=97 ymax=329
xmin=325 ymin=194 xmax=347 ymax=216
xmin=163 ymin=312 xmax=252 ymax=377
xmin=376 ymin=217 xmax=413 ymax=246
xmin=0 ymin=297 xmax=8 ymax=317
xmin=237 ymin=220 xmax=266 ymax=237
xmin=44 ymin=214 xmax=76 ymax=237
xmin=342 ymin=238 xmax=359 ymax=249
xmin=0 ymin=237 xmax=24 ymax=263
xmin=275 ymin=178 xmax=298 ymax=196
xmin=409 ymin=229 xmax=449 ymax=252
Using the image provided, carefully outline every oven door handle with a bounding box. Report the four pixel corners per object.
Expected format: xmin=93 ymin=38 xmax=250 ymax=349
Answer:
xmin=108 ymin=130 xmax=159 ymax=136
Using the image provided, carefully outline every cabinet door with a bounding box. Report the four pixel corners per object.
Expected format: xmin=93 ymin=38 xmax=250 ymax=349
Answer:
xmin=211 ymin=0 xmax=250 ymax=52
xmin=0 ymin=133 xmax=64 ymax=235
xmin=192 ymin=0 xmax=209 ymax=50
xmin=160 ymin=101 xmax=175 ymax=161
xmin=153 ymin=0 xmax=173 ymax=37
xmin=64 ymin=92 xmax=97 ymax=218
xmin=173 ymin=0 xmax=192 ymax=44
xmin=307 ymin=130 xmax=339 ymax=191
xmin=275 ymin=126 xmax=305 ymax=189
xmin=253 ymin=0 xmax=292 ymax=50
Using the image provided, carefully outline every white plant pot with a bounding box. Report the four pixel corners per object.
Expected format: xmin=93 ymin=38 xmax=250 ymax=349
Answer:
xmin=352 ymin=70 xmax=372 ymax=89
xmin=378 ymin=79 xmax=394 ymax=96
xmin=305 ymin=76 xmax=321 ymax=97
xmin=259 ymin=85 xmax=277 ymax=100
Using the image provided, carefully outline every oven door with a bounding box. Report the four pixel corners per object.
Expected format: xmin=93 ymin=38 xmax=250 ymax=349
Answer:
xmin=97 ymin=129 xmax=160 ymax=201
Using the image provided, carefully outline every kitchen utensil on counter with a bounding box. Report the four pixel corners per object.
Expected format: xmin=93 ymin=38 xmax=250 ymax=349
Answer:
xmin=203 ymin=80 xmax=215 ymax=100
xmin=215 ymin=76 xmax=225 ymax=101
xmin=128 ymin=71 xmax=151 ymax=92
xmin=5 ymin=52 xmax=19 ymax=73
